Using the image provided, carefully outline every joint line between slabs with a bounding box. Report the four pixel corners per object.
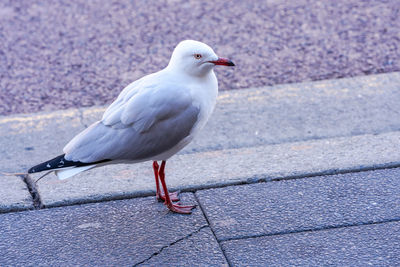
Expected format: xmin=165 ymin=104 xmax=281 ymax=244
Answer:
xmin=20 ymin=174 xmax=43 ymax=209
xmin=219 ymin=218 xmax=400 ymax=243
xmin=6 ymin=164 xmax=400 ymax=214
xmin=194 ymin=193 xmax=233 ymax=267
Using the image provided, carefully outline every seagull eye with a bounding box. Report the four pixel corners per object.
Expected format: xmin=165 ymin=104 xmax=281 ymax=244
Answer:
xmin=194 ymin=54 xmax=202 ymax=59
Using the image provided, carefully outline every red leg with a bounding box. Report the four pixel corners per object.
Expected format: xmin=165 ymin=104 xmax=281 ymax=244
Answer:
xmin=158 ymin=160 xmax=195 ymax=214
xmin=153 ymin=161 xmax=161 ymax=199
xmin=153 ymin=161 xmax=180 ymax=202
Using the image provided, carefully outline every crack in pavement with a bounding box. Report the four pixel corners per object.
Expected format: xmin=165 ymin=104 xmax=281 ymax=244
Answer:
xmin=20 ymin=174 xmax=43 ymax=209
xmin=133 ymin=225 xmax=209 ymax=267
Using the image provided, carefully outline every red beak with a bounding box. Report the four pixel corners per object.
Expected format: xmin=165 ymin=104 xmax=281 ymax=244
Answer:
xmin=208 ymin=57 xmax=235 ymax=66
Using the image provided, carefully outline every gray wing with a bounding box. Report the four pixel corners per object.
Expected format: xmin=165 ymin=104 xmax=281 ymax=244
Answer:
xmin=63 ymin=83 xmax=199 ymax=163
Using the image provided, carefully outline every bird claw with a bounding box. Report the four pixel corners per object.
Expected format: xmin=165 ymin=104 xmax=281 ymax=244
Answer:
xmin=157 ymin=191 xmax=180 ymax=202
xmin=166 ymin=203 xmax=196 ymax=214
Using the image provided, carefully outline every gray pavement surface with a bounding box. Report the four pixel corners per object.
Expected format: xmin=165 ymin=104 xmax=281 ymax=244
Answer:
xmin=0 ymin=109 xmax=84 ymax=173
xmin=4 ymin=72 xmax=396 ymax=208
xmin=0 ymin=73 xmax=398 ymax=208
xmin=1 ymin=1 xmax=400 ymax=265
xmin=80 ymin=72 xmax=400 ymax=154
xmin=1 ymin=0 xmax=400 ymax=115
xmin=1 ymin=169 xmax=399 ymax=266
xmin=196 ymin=168 xmax=400 ymax=241
xmin=0 ymin=61 xmax=399 ymax=265
xmin=222 ymin=221 xmax=400 ymax=267
xmin=0 ymin=193 xmax=228 ymax=266
xmin=31 ymin=130 xmax=400 ymax=208
xmin=0 ymin=174 xmax=33 ymax=212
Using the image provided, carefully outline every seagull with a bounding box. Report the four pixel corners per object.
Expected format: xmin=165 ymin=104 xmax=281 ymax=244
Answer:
xmin=28 ymin=40 xmax=235 ymax=214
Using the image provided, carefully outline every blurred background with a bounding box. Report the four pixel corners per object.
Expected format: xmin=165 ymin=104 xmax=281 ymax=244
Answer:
xmin=0 ymin=0 xmax=399 ymax=115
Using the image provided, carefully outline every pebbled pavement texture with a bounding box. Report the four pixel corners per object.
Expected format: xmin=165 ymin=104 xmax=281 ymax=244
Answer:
xmin=1 ymin=168 xmax=400 ymax=266
xmin=0 ymin=193 xmax=229 ymax=266
xmin=141 ymin=227 xmax=228 ymax=267
xmin=1 ymin=0 xmax=400 ymax=115
xmin=221 ymin=221 xmax=400 ymax=266
xmin=195 ymin=168 xmax=400 ymax=241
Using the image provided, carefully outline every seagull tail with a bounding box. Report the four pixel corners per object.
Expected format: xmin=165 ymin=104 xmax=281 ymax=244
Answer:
xmin=28 ymin=154 xmax=111 ymax=180
xmin=54 ymin=165 xmax=96 ymax=180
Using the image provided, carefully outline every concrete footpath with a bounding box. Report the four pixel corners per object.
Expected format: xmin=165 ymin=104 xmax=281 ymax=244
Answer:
xmin=1 ymin=72 xmax=400 ymax=266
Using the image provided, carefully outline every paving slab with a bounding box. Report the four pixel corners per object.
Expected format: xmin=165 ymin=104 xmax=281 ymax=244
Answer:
xmin=0 ymin=109 xmax=85 ymax=173
xmin=0 ymin=174 xmax=33 ymax=212
xmin=3 ymin=72 xmax=400 ymax=209
xmin=80 ymin=72 xmax=400 ymax=154
xmin=221 ymin=221 xmax=400 ymax=267
xmin=0 ymin=193 xmax=227 ymax=266
xmin=2 ymin=72 xmax=399 ymax=171
xmin=140 ymin=227 xmax=228 ymax=267
xmin=33 ymin=130 xmax=400 ymax=207
xmin=195 ymin=168 xmax=400 ymax=241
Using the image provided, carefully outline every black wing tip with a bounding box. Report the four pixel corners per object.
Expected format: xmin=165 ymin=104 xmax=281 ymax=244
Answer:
xmin=27 ymin=154 xmax=111 ymax=174
xmin=27 ymin=154 xmax=66 ymax=174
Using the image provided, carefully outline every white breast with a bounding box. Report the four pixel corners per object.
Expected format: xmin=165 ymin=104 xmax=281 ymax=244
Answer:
xmin=152 ymin=70 xmax=218 ymax=161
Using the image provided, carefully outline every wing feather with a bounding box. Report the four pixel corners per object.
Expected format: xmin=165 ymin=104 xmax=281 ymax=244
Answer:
xmin=64 ymin=81 xmax=199 ymax=163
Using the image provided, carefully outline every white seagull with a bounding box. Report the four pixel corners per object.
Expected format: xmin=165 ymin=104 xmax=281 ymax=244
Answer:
xmin=28 ymin=40 xmax=235 ymax=214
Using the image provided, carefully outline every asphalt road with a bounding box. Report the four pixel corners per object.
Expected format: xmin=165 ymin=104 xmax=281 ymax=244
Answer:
xmin=1 ymin=168 xmax=399 ymax=266
xmin=0 ymin=0 xmax=399 ymax=115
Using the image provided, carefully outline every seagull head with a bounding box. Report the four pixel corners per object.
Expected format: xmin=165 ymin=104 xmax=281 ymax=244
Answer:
xmin=167 ymin=40 xmax=235 ymax=77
